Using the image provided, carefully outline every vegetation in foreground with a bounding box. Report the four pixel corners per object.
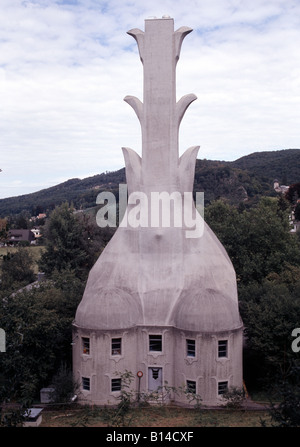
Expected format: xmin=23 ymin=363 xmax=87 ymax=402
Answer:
xmin=37 ymin=405 xmax=272 ymax=428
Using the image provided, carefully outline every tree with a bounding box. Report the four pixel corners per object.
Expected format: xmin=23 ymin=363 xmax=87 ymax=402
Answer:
xmin=0 ymin=271 xmax=84 ymax=401
xmin=0 ymin=247 xmax=35 ymax=290
xmin=0 ymin=218 xmax=8 ymax=242
xmin=267 ymin=362 xmax=300 ymax=427
xmin=205 ymin=197 xmax=300 ymax=284
xmin=38 ymin=203 xmax=90 ymax=279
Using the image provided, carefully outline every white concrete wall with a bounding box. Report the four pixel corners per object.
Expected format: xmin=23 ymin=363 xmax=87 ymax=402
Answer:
xmin=73 ymin=324 xmax=243 ymax=406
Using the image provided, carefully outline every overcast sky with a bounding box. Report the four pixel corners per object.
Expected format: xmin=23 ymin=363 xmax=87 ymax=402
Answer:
xmin=0 ymin=0 xmax=300 ymax=199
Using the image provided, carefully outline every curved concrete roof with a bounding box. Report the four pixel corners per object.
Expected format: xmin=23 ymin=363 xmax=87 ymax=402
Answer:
xmin=74 ymin=219 xmax=241 ymax=333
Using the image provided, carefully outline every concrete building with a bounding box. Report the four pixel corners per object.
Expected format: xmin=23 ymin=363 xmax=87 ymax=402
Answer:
xmin=72 ymin=17 xmax=243 ymax=406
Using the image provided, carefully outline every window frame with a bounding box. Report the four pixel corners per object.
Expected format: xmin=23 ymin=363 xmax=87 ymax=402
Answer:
xmin=149 ymin=334 xmax=162 ymax=352
xmin=186 ymin=339 xmax=196 ymax=357
xmin=82 ymin=376 xmax=90 ymax=391
xmin=186 ymin=380 xmax=196 ymax=394
xmin=111 ymin=337 xmax=122 ymax=356
xmin=218 ymin=339 xmax=228 ymax=358
xmin=218 ymin=381 xmax=228 ymax=395
xmin=82 ymin=337 xmax=90 ymax=355
xmin=111 ymin=378 xmax=122 ymax=392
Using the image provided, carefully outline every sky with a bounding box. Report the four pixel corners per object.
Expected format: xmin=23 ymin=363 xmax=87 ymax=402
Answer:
xmin=0 ymin=0 xmax=300 ymax=200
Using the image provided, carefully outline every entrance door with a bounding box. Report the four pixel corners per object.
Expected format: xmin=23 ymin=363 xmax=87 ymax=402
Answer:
xmin=148 ymin=367 xmax=162 ymax=392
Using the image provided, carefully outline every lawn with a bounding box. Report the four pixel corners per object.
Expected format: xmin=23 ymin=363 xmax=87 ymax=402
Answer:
xmin=38 ymin=405 xmax=271 ymax=427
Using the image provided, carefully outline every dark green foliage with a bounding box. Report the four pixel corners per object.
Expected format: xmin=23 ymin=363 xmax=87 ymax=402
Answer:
xmin=0 ymin=247 xmax=36 ymax=290
xmin=239 ymin=275 xmax=300 ymax=380
xmin=38 ymin=202 xmax=112 ymax=279
xmin=205 ymin=197 xmax=300 ymax=284
xmin=267 ymin=362 xmax=300 ymax=427
xmin=206 ymin=197 xmax=300 ymax=388
xmin=49 ymin=363 xmax=79 ymax=403
xmin=38 ymin=202 xmax=89 ymax=277
xmin=0 ymin=271 xmax=84 ymax=401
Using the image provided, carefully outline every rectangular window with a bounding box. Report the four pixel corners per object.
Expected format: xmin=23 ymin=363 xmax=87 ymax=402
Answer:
xmin=186 ymin=380 xmax=196 ymax=394
xmin=111 ymin=338 xmax=122 ymax=355
xmin=186 ymin=339 xmax=196 ymax=357
xmin=82 ymin=337 xmax=90 ymax=355
xmin=82 ymin=377 xmax=90 ymax=391
xmin=218 ymin=381 xmax=228 ymax=395
xmin=149 ymin=335 xmax=162 ymax=352
xmin=111 ymin=378 xmax=121 ymax=392
xmin=218 ymin=340 xmax=228 ymax=358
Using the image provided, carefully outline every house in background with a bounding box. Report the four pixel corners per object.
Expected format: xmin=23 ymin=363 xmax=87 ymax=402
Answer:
xmin=8 ymin=229 xmax=35 ymax=245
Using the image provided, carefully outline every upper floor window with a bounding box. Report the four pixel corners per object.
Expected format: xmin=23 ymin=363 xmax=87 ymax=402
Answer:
xmin=149 ymin=335 xmax=162 ymax=352
xmin=82 ymin=337 xmax=90 ymax=355
xmin=218 ymin=340 xmax=228 ymax=358
xmin=112 ymin=338 xmax=122 ymax=355
xmin=186 ymin=339 xmax=196 ymax=357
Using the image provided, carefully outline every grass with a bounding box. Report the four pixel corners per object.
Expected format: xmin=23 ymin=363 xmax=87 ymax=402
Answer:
xmin=38 ymin=405 xmax=272 ymax=427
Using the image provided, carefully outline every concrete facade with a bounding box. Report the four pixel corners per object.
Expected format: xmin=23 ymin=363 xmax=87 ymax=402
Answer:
xmin=72 ymin=17 xmax=243 ymax=406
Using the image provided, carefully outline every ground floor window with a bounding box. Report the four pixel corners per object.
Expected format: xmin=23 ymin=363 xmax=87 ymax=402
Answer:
xmin=218 ymin=381 xmax=228 ymax=395
xmin=186 ymin=380 xmax=196 ymax=394
xmin=111 ymin=378 xmax=122 ymax=392
xmin=82 ymin=377 xmax=90 ymax=391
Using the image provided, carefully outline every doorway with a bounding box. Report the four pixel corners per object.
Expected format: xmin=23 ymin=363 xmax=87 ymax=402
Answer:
xmin=148 ymin=367 xmax=162 ymax=392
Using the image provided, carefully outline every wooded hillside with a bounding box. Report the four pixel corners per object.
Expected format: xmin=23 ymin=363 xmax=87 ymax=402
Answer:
xmin=0 ymin=149 xmax=299 ymax=217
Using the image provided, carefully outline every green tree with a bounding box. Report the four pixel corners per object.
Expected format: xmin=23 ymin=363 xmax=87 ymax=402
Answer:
xmin=0 ymin=271 xmax=83 ymax=401
xmin=0 ymin=247 xmax=35 ymax=290
xmin=267 ymin=362 xmax=300 ymax=427
xmin=240 ymin=280 xmax=300 ymax=379
xmin=205 ymin=197 xmax=300 ymax=284
xmin=38 ymin=203 xmax=90 ymax=279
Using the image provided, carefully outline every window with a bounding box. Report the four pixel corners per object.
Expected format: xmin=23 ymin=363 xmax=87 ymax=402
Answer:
xmin=186 ymin=380 xmax=196 ymax=394
xmin=82 ymin=377 xmax=90 ymax=391
xmin=111 ymin=378 xmax=121 ymax=392
xmin=149 ymin=335 xmax=162 ymax=352
xmin=112 ymin=338 xmax=122 ymax=355
xmin=186 ymin=339 xmax=196 ymax=357
xmin=218 ymin=381 xmax=228 ymax=395
xmin=218 ymin=340 xmax=228 ymax=358
xmin=82 ymin=337 xmax=90 ymax=355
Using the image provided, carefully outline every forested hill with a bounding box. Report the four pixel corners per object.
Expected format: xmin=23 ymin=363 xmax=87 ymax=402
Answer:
xmin=1 ymin=148 xmax=299 ymax=217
